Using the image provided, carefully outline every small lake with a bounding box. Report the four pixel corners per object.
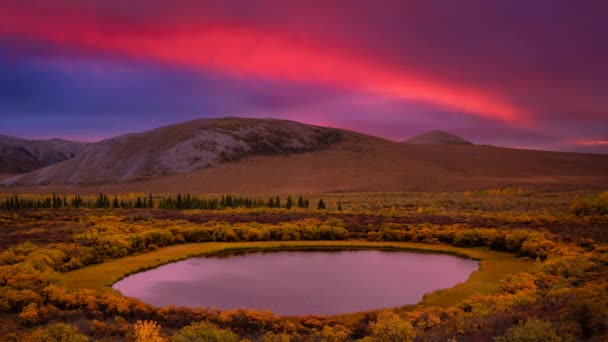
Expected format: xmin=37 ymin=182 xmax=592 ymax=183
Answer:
xmin=113 ymin=250 xmax=478 ymax=316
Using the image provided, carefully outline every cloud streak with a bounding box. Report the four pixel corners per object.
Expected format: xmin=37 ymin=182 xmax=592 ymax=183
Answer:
xmin=572 ymin=140 xmax=608 ymax=146
xmin=0 ymin=2 xmax=528 ymax=122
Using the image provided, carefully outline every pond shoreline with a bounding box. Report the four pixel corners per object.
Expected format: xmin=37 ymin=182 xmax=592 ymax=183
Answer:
xmin=112 ymin=249 xmax=480 ymax=316
xmin=62 ymin=240 xmax=532 ymax=317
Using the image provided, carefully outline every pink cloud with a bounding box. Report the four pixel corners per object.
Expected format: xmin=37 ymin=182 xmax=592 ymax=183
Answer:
xmin=0 ymin=3 xmax=528 ymax=123
xmin=571 ymin=140 xmax=608 ymax=146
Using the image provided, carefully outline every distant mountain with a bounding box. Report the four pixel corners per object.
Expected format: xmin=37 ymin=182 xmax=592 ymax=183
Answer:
xmin=2 ymin=117 xmax=608 ymax=192
xmin=0 ymin=135 xmax=85 ymax=173
xmin=403 ymin=131 xmax=472 ymax=145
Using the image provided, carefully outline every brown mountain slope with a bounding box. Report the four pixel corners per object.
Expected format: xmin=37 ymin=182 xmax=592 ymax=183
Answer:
xmin=1 ymin=117 xmax=344 ymax=186
xmin=403 ymin=130 xmax=473 ymax=145
xmin=0 ymin=173 xmax=17 ymax=181
xmin=2 ymin=118 xmax=608 ymax=193
xmin=94 ymin=144 xmax=608 ymax=193
xmin=0 ymin=135 xmax=85 ymax=173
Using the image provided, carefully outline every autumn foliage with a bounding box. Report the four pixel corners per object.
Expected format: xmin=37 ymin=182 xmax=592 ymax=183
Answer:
xmin=1 ymin=191 xmax=607 ymax=341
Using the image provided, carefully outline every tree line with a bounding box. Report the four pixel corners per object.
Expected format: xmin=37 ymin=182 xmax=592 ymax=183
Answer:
xmin=0 ymin=193 xmax=337 ymax=211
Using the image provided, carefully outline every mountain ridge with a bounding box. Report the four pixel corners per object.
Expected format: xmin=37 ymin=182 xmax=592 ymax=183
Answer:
xmin=2 ymin=117 xmax=608 ymax=192
xmin=1 ymin=117 xmax=351 ymax=185
xmin=0 ymin=135 xmax=85 ymax=173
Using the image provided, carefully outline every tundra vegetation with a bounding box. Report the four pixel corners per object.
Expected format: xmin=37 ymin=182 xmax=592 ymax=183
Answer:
xmin=0 ymin=190 xmax=607 ymax=341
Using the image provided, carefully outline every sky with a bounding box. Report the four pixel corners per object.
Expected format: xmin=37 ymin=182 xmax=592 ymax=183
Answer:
xmin=1 ymin=1 xmax=607 ymax=153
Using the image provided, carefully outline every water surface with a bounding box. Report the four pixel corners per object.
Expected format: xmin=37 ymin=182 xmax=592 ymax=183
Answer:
xmin=113 ymin=250 xmax=478 ymax=315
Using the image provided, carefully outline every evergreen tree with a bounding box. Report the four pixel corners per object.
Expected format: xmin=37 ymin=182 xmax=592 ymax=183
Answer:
xmin=14 ymin=195 xmax=20 ymax=211
xmin=226 ymin=194 xmax=233 ymax=208
xmin=176 ymin=194 xmax=183 ymax=209
xmin=96 ymin=193 xmax=104 ymax=208
xmin=297 ymin=195 xmax=305 ymax=208
xmin=275 ymin=195 xmax=281 ymax=208
xmin=317 ymin=199 xmax=326 ymax=210
xmin=285 ymin=195 xmax=293 ymax=209
xmin=52 ymin=193 xmax=58 ymax=209
xmin=112 ymin=196 xmax=119 ymax=209
xmin=338 ymin=201 xmax=343 ymax=211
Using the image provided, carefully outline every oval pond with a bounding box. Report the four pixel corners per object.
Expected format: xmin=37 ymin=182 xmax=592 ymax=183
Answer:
xmin=113 ymin=250 xmax=479 ymax=315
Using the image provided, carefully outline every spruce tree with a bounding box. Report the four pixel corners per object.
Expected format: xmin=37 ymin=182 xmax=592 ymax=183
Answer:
xmin=297 ymin=195 xmax=305 ymax=208
xmin=286 ymin=195 xmax=293 ymax=209
xmin=317 ymin=199 xmax=326 ymax=210
xmin=226 ymin=194 xmax=233 ymax=208
xmin=176 ymin=194 xmax=183 ymax=209
xmin=14 ymin=195 xmax=20 ymax=211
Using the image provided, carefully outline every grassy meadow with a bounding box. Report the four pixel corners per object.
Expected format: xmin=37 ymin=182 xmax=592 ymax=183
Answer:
xmin=62 ymin=240 xmax=531 ymax=308
xmin=0 ymin=190 xmax=607 ymax=341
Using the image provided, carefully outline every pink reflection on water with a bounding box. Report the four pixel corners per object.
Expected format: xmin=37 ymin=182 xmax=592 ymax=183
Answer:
xmin=113 ymin=250 xmax=478 ymax=316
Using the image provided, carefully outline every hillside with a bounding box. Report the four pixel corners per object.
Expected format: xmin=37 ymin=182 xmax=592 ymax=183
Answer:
xmin=2 ymin=117 xmax=608 ymax=193
xmin=0 ymin=135 xmax=85 ymax=173
xmin=403 ymin=131 xmax=473 ymax=145
xmin=1 ymin=117 xmax=344 ymax=185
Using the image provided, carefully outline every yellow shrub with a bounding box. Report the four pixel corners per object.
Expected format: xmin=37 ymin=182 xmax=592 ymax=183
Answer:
xmin=131 ymin=320 xmax=164 ymax=342
xmin=370 ymin=311 xmax=415 ymax=342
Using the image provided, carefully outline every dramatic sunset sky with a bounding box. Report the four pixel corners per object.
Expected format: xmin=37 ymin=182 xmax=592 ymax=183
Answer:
xmin=1 ymin=1 xmax=607 ymax=152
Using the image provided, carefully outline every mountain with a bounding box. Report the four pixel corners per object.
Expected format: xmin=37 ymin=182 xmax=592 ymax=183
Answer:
xmin=0 ymin=135 xmax=85 ymax=173
xmin=2 ymin=117 xmax=608 ymax=192
xmin=403 ymin=131 xmax=473 ymax=145
xmin=1 ymin=117 xmax=344 ymax=185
